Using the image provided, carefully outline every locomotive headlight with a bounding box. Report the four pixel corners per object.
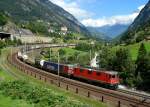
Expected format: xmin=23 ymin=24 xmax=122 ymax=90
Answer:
xmin=40 ymin=60 xmax=45 ymax=67
xmin=22 ymin=54 xmax=28 ymax=60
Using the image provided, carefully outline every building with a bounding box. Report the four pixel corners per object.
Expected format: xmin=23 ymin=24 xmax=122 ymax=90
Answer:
xmin=48 ymin=28 xmax=54 ymax=33
xmin=61 ymin=26 xmax=68 ymax=35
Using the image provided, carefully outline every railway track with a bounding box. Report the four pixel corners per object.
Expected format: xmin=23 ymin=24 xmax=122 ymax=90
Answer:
xmin=118 ymin=89 xmax=150 ymax=101
xmin=24 ymin=44 xmax=150 ymax=101
xmin=26 ymin=50 xmax=150 ymax=102
xmin=7 ymin=44 xmax=150 ymax=107
xmin=0 ymin=48 xmax=20 ymax=79
xmin=18 ymin=43 xmax=76 ymax=51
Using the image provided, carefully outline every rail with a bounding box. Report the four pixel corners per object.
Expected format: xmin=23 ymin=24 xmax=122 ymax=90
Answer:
xmin=7 ymin=44 xmax=150 ymax=107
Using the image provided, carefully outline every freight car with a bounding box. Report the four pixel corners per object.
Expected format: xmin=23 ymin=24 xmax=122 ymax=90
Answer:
xmin=17 ymin=51 xmax=28 ymax=61
xmin=40 ymin=60 xmax=119 ymax=89
xmin=17 ymin=52 xmax=34 ymax=66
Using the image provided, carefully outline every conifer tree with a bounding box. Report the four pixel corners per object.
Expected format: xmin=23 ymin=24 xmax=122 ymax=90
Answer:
xmin=111 ymin=48 xmax=135 ymax=86
xmin=136 ymin=43 xmax=150 ymax=90
xmin=136 ymin=43 xmax=148 ymax=77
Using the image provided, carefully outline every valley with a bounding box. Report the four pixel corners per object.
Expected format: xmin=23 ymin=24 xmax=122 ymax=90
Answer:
xmin=0 ymin=0 xmax=150 ymax=106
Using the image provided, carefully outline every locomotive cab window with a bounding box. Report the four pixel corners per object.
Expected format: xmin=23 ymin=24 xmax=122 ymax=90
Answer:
xmin=74 ymin=68 xmax=77 ymax=72
xmin=96 ymin=72 xmax=101 ymax=76
xmin=80 ymin=69 xmax=84 ymax=72
xmin=88 ymin=70 xmax=92 ymax=74
xmin=112 ymin=75 xmax=115 ymax=78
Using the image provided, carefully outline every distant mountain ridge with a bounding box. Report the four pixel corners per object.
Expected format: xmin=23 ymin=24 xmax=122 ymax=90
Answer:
xmin=120 ymin=0 xmax=150 ymax=43
xmin=87 ymin=27 xmax=111 ymax=40
xmin=0 ymin=0 xmax=90 ymax=36
xmin=87 ymin=24 xmax=129 ymax=40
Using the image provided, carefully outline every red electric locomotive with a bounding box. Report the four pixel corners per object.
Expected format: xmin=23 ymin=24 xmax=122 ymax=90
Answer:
xmin=40 ymin=61 xmax=120 ymax=89
xmin=63 ymin=65 xmax=119 ymax=89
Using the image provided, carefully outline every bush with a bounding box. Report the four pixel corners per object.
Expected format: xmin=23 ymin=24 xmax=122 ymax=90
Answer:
xmin=0 ymin=80 xmax=88 ymax=107
xmin=0 ymin=41 xmax=6 ymax=48
xmin=0 ymin=12 xmax=8 ymax=26
xmin=24 ymin=21 xmax=49 ymax=35
xmin=75 ymin=43 xmax=92 ymax=52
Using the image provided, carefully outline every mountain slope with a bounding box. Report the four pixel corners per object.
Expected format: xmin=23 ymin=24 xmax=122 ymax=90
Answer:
xmin=120 ymin=0 xmax=150 ymax=43
xmin=87 ymin=24 xmax=129 ymax=40
xmin=0 ymin=0 xmax=90 ymax=36
xmin=87 ymin=27 xmax=111 ymax=40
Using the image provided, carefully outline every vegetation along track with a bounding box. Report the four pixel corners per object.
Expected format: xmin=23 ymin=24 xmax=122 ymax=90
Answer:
xmin=0 ymin=48 xmax=20 ymax=79
xmin=6 ymin=44 xmax=150 ymax=107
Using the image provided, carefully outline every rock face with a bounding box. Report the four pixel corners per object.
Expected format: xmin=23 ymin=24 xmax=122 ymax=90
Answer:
xmin=120 ymin=0 xmax=150 ymax=43
xmin=0 ymin=0 xmax=90 ymax=36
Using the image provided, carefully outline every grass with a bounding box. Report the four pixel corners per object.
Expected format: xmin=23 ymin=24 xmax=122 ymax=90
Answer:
xmin=0 ymin=70 xmax=14 ymax=81
xmin=112 ymin=41 xmax=150 ymax=60
xmin=0 ymin=92 xmax=34 ymax=107
xmin=42 ymin=47 xmax=88 ymax=63
xmin=61 ymin=47 xmax=87 ymax=56
xmin=32 ymin=80 xmax=106 ymax=107
xmin=0 ymin=48 xmax=35 ymax=107
xmin=0 ymin=47 xmax=107 ymax=107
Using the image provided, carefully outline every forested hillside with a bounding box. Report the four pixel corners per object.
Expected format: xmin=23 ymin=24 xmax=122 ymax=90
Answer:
xmin=120 ymin=0 xmax=150 ymax=44
xmin=0 ymin=0 xmax=90 ymax=36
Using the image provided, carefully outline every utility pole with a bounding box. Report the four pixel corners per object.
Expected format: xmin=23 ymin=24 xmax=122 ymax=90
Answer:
xmin=49 ymin=48 xmax=51 ymax=61
xmin=25 ymin=41 xmax=26 ymax=54
xmin=65 ymin=52 xmax=69 ymax=64
xmin=90 ymin=41 xmax=94 ymax=61
xmin=58 ymin=51 xmax=60 ymax=87
xmin=90 ymin=50 xmax=92 ymax=61
xmin=11 ymin=45 xmax=12 ymax=63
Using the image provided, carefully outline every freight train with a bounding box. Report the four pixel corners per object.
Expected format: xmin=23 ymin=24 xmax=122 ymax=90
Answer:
xmin=17 ymin=52 xmax=119 ymax=89
xmin=40 ymin=60 xmax=120 ymax=89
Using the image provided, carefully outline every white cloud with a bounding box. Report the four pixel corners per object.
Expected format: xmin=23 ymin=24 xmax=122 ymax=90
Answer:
xmin=50 ymin=0 xmax=93 ymax=20
xmin=49 ymin=0 xmax=146 ymax=27
xmin=138 ymin=5 xmax=145 ymax=11
xmin=82 ymin=13 xmax=138 ymax=27
xmin=82 ymin=5 xmax=145 ymax=27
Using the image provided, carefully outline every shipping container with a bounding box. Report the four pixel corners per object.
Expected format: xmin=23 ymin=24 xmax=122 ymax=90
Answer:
xmin=43 ymin=61 xmax=63 ymax=72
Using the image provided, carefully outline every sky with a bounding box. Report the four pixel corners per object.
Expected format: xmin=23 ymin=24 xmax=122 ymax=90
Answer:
xmin=50 ymin=0 xmax=149 ymax=27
